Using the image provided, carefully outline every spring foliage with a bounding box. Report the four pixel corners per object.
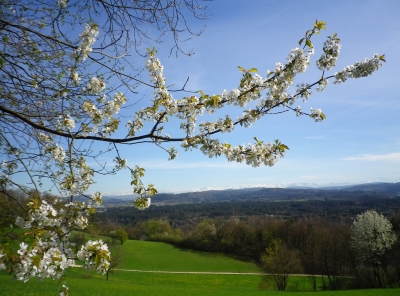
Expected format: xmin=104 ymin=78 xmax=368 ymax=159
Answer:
xmin=351 ymin=210 xmax=397 ymax=264
xmin=0 ymin=1 xmax=385 ymax=294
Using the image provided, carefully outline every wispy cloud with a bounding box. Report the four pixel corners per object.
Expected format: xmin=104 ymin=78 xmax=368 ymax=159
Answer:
xmin=151 ymin=183 xmax=287 ymax=194
xmin=300 ymin=175 xmax=323 ymax=180
xmin=342 ymin=152 xmax=400 ymax=162
xmin=136 ymin=159 xmax=246 ymax=170
xmin=305 ymin=136 xmax=333 ymax=140
xmin=87 ymin=157 xmax=246 ymax=170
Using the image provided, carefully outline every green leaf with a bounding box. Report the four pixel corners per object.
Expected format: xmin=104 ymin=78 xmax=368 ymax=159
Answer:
xmin=248 ymin=68 xmax=258 ymax=73
xmin=305 ymin=39 xmax=313 ymax=48
xmin=279 ymin=144 xmax=290 ymax=151
xmin=95 ymin=254 xmax=101 ymax=268
xmin=298 ymin=38 xmax=304 ymax=46
xmin=314 ymin=20 xmax=326 ymax=30
xmin=237 ymin=66 xmax=245 ymax=72
xmin=32 ymin=256 xmax=41 ymax=268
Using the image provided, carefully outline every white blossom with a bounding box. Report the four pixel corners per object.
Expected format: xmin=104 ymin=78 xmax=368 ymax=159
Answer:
xmin=316 ymin=37 xmax=341 ymax=71
xmin=1 ymin=159 xmax=18 ymax=174
xmin=87 ymin=77 xmax=105 ymax=94
xmin=0 ymin=249 xmax=6 ymax=270
xmin=76 ymin=24 xmax=98 ymax=61
xmin=77 ymin=240 xmax=110 ymax=274
xmin=71 ymin=72 xmax=80 ymax=83
xmin=315 ymin=78 xmax=329 ymax=92
xmin=43 ymin=143 xmax=66 ymax=164
xmin=114 ymin=157 xmax=128 ymax=170
xmin=133 ymin=196 xmax=151 ymax=210
xmin=351 ymin=210 xmax=397 ymax=264
xmin=334 ymin=54 xmax=384 ymax=84
xmin=295 ymin=106 xmax=302 ymax=116
xmin=62 ymin=114 xmax=75 ymax=131
xmin=309 ymin=107 xmax=325 ymax=122
xmin=57 ymin=0 xmax=67 ymax=8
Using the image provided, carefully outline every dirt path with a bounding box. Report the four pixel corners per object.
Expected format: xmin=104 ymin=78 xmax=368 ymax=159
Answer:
xmin=113 ymin=269 xmax=265 ymax=275
xmin=113 ymin=269 xmax=316 ymax=277
xmin=72 ymin=264 xmax=314 ymax=276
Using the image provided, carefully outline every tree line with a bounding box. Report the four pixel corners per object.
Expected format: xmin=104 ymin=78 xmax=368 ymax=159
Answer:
xmin=98 ymin=194 xmax=400 ymax=227
xmin=95 ymin=210 xmax=400 ymax=291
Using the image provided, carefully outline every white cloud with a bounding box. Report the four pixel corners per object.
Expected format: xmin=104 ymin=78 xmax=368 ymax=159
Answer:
xmin=304 ymin=136 xmax=333 ymax=140
xmin=300 ymin=175 xmax=323 ymax=180
xmin=136 ymin=159 xmax=246 ymax=170
xmin=342 ymin=152 xmax=400 ymax=162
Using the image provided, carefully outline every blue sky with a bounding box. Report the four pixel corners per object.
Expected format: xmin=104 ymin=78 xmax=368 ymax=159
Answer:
xmin=92 ymin=0 xmax=400 ymax=195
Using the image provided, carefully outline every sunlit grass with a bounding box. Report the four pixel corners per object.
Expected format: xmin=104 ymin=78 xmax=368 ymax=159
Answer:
xmin=117 ymin=240 xmax=262 ymax=272
xmin=0 ymin=239 xmax=399 ymax=295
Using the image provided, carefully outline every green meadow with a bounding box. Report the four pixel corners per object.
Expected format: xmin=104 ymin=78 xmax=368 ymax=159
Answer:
xmin=116 ymin=240 xmax=261 ymax=272
xmin=0 ymin=240 xmax=398 ymax=296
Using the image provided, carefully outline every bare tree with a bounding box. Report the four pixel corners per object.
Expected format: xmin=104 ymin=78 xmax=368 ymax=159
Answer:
xmin=261 ymin=239 xmax=302 ymax=291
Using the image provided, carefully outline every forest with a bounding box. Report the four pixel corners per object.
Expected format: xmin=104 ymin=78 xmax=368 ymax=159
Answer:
xmin=99 ymin=187 xmax=400 ymax=226
xmin=93 ymin=189 xmax=400 ymax=291
xmin=2 ymin=187 xmax=400 ymax=291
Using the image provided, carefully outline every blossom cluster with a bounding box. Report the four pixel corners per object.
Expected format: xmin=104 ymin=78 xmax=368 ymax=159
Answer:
xmin=13 ymin=242 xmax=73 ymax=282
xmin=315 ymin=78 xmax=329 ymax=92
xmin=351 ymin=210 xmax=397 ymax=263
xmin=334 ymin=54 xmax=384 ymax=84
xmin=114 ymin=157 xmax=128 ymax=170
xmin=1 ymin=159 xmax=18 ymax=175
xmin=5 ymin=191 xmax=104 ymax=283
xmin=143 ymin=52 xmax=180 ymax=132
xmin=43 ymin=143 xmax=66 ymax=164
xmin=295 ymin=83 xmax=311 ymax=102
xmin=61 ymin=114 xmax=75 ymax=131
xmin=81 ymin=90 xmax=126 ymax=136
xmin=59 ymin=157 xmax=94 ymax=196
xmin=38 ymin=133 xmax=66 ymax=164
xmin=134 ymin=35 xmax=384 ymax=168
xmin=264 ymin=48 xmax=313 ymax=106
xmin=71 ymin=72 xmax=80 ymax=84
xmin=140 ymin=47 xmax=315 ymax=146
xmin=57 ymin=0 xmax=67 ymax=8
xmin=0 ymin=249 xmax=6 ymax=270
xmin=146 ymin=55 xmax=166 ymax=86
xmin=76 ymin=24 xmax=98 ymax=61
xmin=199 ymin=115 xmax=234 ymax=134
xmin=87 ymin=77 xmax=106 ymax=94
xmin=316 ymin=35 xmax=341 ymax=71
xmin=181 ymin=137 xmax=285 ymax=168
xmin=130 ymin=166 xmax=156 ymax=210
xmin=309 ymin=107 xmax=325 ymax=122
xmin=77 ymin=240 xmax=110 ymax=274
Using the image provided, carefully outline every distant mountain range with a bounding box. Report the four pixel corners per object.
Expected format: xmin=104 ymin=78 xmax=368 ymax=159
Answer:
xmin=288 ymin=182 xmax=400 ymax=193
xmin=102 ymin=182 xmax=400 ymax=205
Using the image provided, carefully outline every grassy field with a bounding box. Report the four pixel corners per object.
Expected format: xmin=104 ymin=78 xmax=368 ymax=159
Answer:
xmin=116 ymin=240 xmax=262 ymax=272
xmin=0 ymin=240 xmax=399 ymax=295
